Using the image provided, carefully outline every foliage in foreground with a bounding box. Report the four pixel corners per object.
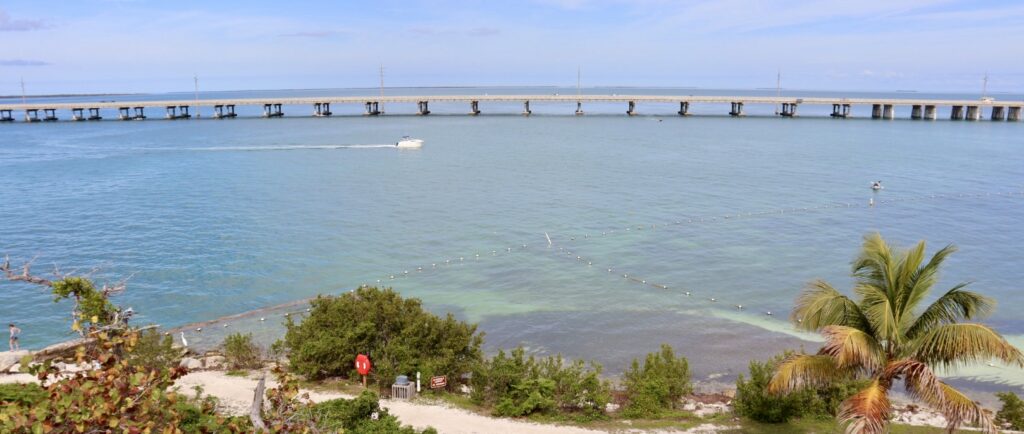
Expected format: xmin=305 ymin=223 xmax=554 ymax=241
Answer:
xmin=735 ymin=352 xmax=865 ymax=423
xmin=470 ymin=346 xmax=610 ymax=420
xmin=282 ymin=286 xmax=484 ymax=385
xmin=621 ymin=344 xmax=692 ymax=418
xmin=768 ymin=233 xmax=1024 ymax=434
xmin=311 ymin=390 xmax=437 ymax=434
xmin=128 ymin=327 xmax=183 ymax=372
xmin=996 ymin=391 xmax=1024 ymax=430
xmin=223 ymin=332 xmax=264 ymax=370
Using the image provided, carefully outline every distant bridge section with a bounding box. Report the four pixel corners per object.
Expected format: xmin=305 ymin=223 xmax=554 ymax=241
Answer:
xmin=1 ymin=95 xmax=1021 ymax=122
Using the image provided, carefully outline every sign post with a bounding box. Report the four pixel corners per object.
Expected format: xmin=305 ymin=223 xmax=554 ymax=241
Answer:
xmin=355 ymin=354 xmax=371 ymax=388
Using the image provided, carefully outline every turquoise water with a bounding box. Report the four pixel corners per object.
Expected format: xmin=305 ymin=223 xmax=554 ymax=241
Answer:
xmin=1 ymin=88 xmax=1022 ymax=396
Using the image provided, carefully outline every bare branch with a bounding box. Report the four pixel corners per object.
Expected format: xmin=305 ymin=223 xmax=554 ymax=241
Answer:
xmin=1 ymin=255 xmax=53 ymax=287
xmin=251 ymin=375 xmax=268 ymax=432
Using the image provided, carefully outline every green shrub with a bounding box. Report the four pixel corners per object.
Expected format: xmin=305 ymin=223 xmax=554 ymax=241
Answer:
xmin=621 ymin=344 xmax=692 ymax=418
xmin=734 ymin=352 xmax=865 ymax=423
xmin=471 ymin=347 xmax=609 ymax=419
xmin=222 ymin=332 xmax=263 ymax=370
xmin=996 ymin=391 xmax=1024 ymax=430
xmin=128 ymin=328 xmax=182 ymax=372
xmin=0 ymin=383 xmax=46 ymax=407
xmin=282 ymin=286 xmax=483 ymax=385
xmin=311 ymin=390 xmax=437 ymax=433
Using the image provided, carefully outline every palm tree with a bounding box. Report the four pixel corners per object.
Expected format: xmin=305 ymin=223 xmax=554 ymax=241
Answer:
xmin=768 ymin=233 xmax=1023 ymax=434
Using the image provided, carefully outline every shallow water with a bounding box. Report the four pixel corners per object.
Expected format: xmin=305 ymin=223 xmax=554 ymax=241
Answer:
xmin=1 ymin=87 xmax=1022 ymax=395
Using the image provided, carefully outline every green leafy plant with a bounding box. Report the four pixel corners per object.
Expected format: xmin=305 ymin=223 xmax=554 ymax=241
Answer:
xmin=769 ymin=233 xmax=1024 ymax=433
xmin=128 ymin=327 xmax=182 ymax=372
xmin=282 ymin=286 xmax=483 ymax=386
xmin=621 ymin=344 xmax=692 ymax=418
xmin=471 ymin=346 xmax=609 ymax=419
xmin=0 ymin=383 xmax=45 ymax=407
xmin=996 ymin=391 xmax=1024 ymax=430
xmin=311 ymin=390 xmax=437 ymax=433
xmin=223 ymin=332 xmax=263 ymax=370
xmin=51 ymin=276 xmax=121 ymax=334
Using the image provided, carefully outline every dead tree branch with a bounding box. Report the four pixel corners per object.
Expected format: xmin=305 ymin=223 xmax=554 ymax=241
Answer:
xmin=251 ymin=375 xmax=268 ymax=432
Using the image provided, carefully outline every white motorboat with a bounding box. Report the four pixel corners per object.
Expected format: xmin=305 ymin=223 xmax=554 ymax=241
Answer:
xmin=396 ymin=136 xmax=423 ymax=149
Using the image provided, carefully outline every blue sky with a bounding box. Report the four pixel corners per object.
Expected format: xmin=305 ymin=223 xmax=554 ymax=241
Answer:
xmin=1 ymin=0 xmax=1022 ymax=94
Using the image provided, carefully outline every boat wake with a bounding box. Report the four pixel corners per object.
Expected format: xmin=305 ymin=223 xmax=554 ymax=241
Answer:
xmin=177 ymin=144 xmax=396 ymax=152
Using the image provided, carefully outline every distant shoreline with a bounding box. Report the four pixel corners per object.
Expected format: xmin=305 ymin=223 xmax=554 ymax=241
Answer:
xmin=0 ymin=93 xmax=141 ymax=99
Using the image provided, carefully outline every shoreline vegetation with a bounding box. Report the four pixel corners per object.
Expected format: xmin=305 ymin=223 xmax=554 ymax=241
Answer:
xmin=2 ymin=233 xmax=1023 ymax=433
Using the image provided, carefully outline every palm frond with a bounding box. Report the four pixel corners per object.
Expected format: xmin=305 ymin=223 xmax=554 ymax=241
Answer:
xmin=939 ymin=382 xmax=996 ymax=434
xmin=820 ymin=325 xmax=885 ymax=372
xmin=904 ymin=283 xmax=993 ymax=341
xmin=767 ymin=354 xmax=844 ymax=395
xmin=857 ymin=286 xmax=900 ymax=347
xmin=852 ymin=233 xmax=897 ymax=301
xmin=882 ymin=359 xmax=943 ymax=408
xmin=792 ymin=280 xmax=870 ymax=333
xmin=910 ymin=323 xmax=1024 ymax=369
xmin=898 ymin=243 xmax=958 ymax=321
xmin=838 ymin=379 xmax=891 ymax=434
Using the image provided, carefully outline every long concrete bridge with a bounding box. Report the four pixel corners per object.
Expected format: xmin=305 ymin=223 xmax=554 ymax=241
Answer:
xmin=0 ymin=94 xmax=1021 ymax=122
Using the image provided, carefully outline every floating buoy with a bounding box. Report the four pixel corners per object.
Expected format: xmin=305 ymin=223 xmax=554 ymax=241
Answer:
xmin=766 ymin=311 xmax=773 ymax=316
xmin=685 ymin=291 xmax=691 ymax=296
xmin=735 ymin=305 xmax=743 ymax=310
xmin=260 ymin=317 xmax=266 ymax=322
xmin=709 ymin=298 xmax=717 ymax=302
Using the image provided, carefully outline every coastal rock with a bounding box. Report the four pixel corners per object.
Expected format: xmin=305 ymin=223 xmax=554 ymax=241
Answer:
xmin=0 ymin=350 xmax=30 ymax=373
xmin=203 ymin=355 xmax=226 ymax=370
xmin=180 ymin=357 xmax=203 ymax=370
xmin=683 ymin=402 xmax=697 ymax=412
xmin=604 ymin=402 xmax=620 ymax=412
xmin=8 ymin=363 xmax=21 ymax=374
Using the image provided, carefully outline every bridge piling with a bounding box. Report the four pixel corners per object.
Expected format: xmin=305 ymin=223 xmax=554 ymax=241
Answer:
xmin=364 ymin=102 xmax=381 ymax=116
xmin=313 ymin=102 xmax=332 ymax=117
xmin=133 ymin=107 xmax=146 ymax=120
xmin=990 ymin=106 xmax=1005 ymax=121
xmin=729 ymin=102 xmax=744 ymax=117
xmin=88 ymin=108 xmax=102 ymax=120
xmin=871 ymin=104 xmax=882 ymax=119
xmin=42 ymin=108 xmax=58 ymax=121
xmin=522 ymin=101 xmax=531 ymax=116
xmin=924 ymin=105 xmax=937 ymax=120
xmin=263 ymin=103 xmax=284 ymax=118
xmin=0 ymin=109 xmax=13 ymax=122
xmin=72 ymin=108 xmax=85 ymax=121
xmin=677 ymin=101 xmax=689 ymax=116
xmin=830 ymin=104 xmax=851 ymax=118
xmin=951 ymin=105 xmax=964 ymax=120
xmin=882 ymin=104 xmax=894 ymax=120
xmin=24 ymin=109 xmax=40 ymax=122
xmin=118 ymin=107 xmax=131 ymax=120
xmin=627 ymin=101 xmax=636 ymax=116
xmin=911 ymin=105 xmax=922 ymax=120
xmin=417 ymin=101 xmax=430 ymax=115
xmin=1009 ymin=107 xmax=1022 ymax=122
xmin=575 ymin=101 xmax=583 ymax=116
xmin=965 ymin=106 xmax=980 ymax=121
xmin=470 ymin=100 xmax=480 ymax=115
xmin=779 ymin=103 xmax=798 ymax=117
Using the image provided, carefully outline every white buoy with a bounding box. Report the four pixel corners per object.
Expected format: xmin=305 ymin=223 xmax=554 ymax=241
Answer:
xmin=260 ymin=317 xmax=266 ymax=322
xmin=685 ymin=291 xmax=691 ymax=296
xmin=766 ymin=311 xmax=773 ymax=316
xmin=736 ymin=305 xmax=743 ymax=310
xmin=710 ymin=298 xmax=717 ymax=302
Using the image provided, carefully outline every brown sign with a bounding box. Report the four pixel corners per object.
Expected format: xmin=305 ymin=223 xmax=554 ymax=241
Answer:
xmin=429 ymin=375 xmax=447 ymax=389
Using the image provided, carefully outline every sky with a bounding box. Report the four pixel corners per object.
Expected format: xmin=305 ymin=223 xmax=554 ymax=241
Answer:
xmin=1 ymin=0 xmax=1023 ymax=94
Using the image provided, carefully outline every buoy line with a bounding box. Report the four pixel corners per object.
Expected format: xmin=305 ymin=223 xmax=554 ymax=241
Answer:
xmin=168 ymin=189 xmax=1022 ymax=339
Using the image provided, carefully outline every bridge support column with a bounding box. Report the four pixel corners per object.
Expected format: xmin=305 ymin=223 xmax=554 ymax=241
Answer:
xmin=627 ymin=101 xmax=637 ymax=116
xmin=678 ymin=101 xmax=689 ymax=116
xmin=314 ymin=102 xmax=332 ymax=117
xmin=180 ymin=106 xmax=191 ymax=119
xmin=88 ymin=108 xmax=102 ymax=120
xmin=965 ymin=105 xmax=980 ymax=121
xmin=42 ymin=108 xmax=58 ymax=121
xmin=469 ymin=100 xmax=480 ymax=115
xmin=364 ymin=102 xmax=381 ymax=116
xmin=0 ymin=109 xmax=13 ymax=122
xmin=871 ymin=104 xmax=882 ymax=119
xmin=417 ymin=101 xmax=430 ymax=115
xmin=830 ymin=104 xmax=851 ymax=118
xmin=911 ymin=105 xmax=922 ymax=120
xmin=226 ymin=105 xmax=236 ymax=118
xmin=729 ymin=102 xmax=744 ymax=116
xmin=990 ymin=106 xmax=1005 ymax=121
xmin=133 ymin=107 xmax=146 ymax=120
xmin=522 ymin=101 xmax=531 ymax=116
xmin=779 ymin=103 xmax=798 ymax=117
xmin=166 ymin=106 xmax=178 ymax=119
xmin=214 ymin=105 xmax=224 ymax=119
xmin=575 ymin=101 xmax=583 ymax=115
xmin=882 ymin=104 xmax=894 ymax=120
xmin=25 ymin=109 xmax=40 ymax=122
xmin=1008 ymin=107 xmax=1022 ymax=122
xmin=264 ymin=103 xmax=284 ymax=118
xmin=924 ymin=105 xmax=937 ymax=120
xmin=950 ymin=105 xmax=964 ymax=120
xmin=118 ymin=107 xmax=131 ymax=120
xmin=72 ymin=108 xmax=85 ymax=121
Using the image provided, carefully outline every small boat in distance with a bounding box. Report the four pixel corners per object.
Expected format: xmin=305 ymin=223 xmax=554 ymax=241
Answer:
xmin=396 ymin=136 xmax=423 ymax=149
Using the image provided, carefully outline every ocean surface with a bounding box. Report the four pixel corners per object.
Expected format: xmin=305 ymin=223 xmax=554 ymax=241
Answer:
xmin=2 ymin=87 xmax=1022 ymax=399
